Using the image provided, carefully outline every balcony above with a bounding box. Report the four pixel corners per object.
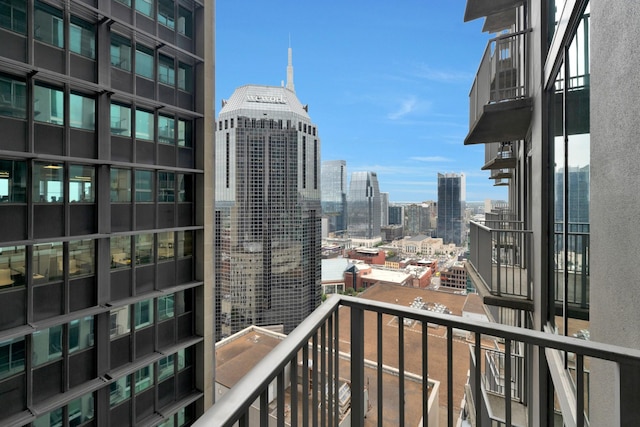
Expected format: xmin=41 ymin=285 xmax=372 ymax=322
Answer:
xmin=465 ymin=97 xmax=532 ymax=145
xmin=463 ymin=0 xmax=523 ymax=23
xmin=482 ymin=142 xmax=517 ymax=171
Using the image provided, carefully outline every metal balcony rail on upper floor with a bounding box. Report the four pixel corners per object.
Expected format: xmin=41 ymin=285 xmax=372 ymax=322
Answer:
xmin=469 ymin=220 xmax=532 ymax=301
xmin=553 ymin=222 xmax=590 ymax=309
xmin=194 ymin=294 xmax=640 ymax=427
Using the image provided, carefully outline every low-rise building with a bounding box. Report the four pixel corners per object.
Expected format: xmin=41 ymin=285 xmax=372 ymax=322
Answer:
xmin=346 ymin=247 xmax=386 ymax=265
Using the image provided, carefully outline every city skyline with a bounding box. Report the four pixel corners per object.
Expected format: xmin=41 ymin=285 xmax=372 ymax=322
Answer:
xmin=216 ymin=1 xmax=505 ymax=203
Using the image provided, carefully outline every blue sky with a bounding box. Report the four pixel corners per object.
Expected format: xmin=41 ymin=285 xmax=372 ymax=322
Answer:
xmin=216 ymin=1 xmax=507 ymax=203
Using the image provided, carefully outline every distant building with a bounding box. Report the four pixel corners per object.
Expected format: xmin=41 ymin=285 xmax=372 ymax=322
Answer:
xmin=389 ymin=205 xmax=404 ymax=225
xmin=346 ymin=247 xmax=386 ymax=265
xmin=437 ymin=173 xmax=465 ymax=246
xmin=321 ymin=160 xmax=348 ymax=235
xmin=347 ymin=171 xmax=381 ymax=242
xmin=392 ymin=235 xmax=454 ymax=256
xmin=403 ymin=203 xmax=433 ymax=236
xmin=381 ymin=224 xmax=404 ymax=242
xmin=380 ymin=192 xmax=389 ymax=226
xmin=322 ymin=258 xmax=352 ymax=294
xmin=344 ymin=263 xmax=413 ymax=290
xmin=439 ymin=262 xmax=467 ymax=290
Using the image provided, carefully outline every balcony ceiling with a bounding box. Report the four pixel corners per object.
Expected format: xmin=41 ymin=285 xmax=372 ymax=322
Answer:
xmin=481 ymin=156 xmax=517 ymax=170
xmin=490 ymin=170 xmax=512 ymax=180
xmin=464 ymin=97 xmax=533 ymax=145
xmin=464 ymin=0 xmax=522 ymax=22
xmin=483 ymin=9 xmax=516 ymax=33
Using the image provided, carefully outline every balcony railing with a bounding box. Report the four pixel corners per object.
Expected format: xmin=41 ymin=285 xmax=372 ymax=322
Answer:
xmin=468 ymin=220 xmax=532 ymax=301
xmin=553 ymin=222 xmax=590 ymax=309
xmin=194 ymin=294 xmax=640 ymax=427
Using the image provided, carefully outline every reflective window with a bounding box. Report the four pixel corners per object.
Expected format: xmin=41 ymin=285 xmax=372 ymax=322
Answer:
xmin=135 ymin=108 xmax=154 ymax=141
xmin=157 ymin=354 xmax=174 ymax=381
xmin=158 ymin=115 xmax=175 ymax=144
xmin=110 ymin=168 xmax=131 ymax=202
xmin=177 ymin=174 xmax=192 ymax=202
xmin=177 ymin=347 xmax=191 ymax=371
xmin=158 ymin=294 xmax=174 ymax=320
xmin=135 ymin=170 xmax=153 ymax=202
xmin=114 ymin=0 xmax=131 ymax=6
xmin=34 ymin=1 xmax=63 ymax=48
xmin=135 ymin=45 xmax=154 ymax=79
xmin=110 ymin=375 xmax=131 ymax=407
xmin=110 ymin=34 xmax=131 ymax=71
xmin=0 ymin=159 xmax=27 ymax=202
xmin=134 ymin=299 xmax=153 ymax=329
xmin=177 ymin=62 xmax=192 ymax=92
xmin=32 ymin=325 xmax=63 ymax=366
xmin=0 ymin=337 xmax=25 ymax=380
xmin=158 ymin=417 xmax=175 ymax=427
xmin=69 ymin=165 xmax=94 ymax=202
xmin=177 ymin=119 xmax=192 ymax=147
xmin=0 ymin=0 xmax=27 ymax=34
xmin=110 ymin=305 xmax=130 ymax=337
xmin=33 ymin=407 xmax=62 ymax=427
xmin=158 ymin=0 xmax=174 ymax=29
xmin=158 ymin=231 xmax=174 ymax=260
xmin=158 ymin=172 xmax=174 ymax=202
xmin=33 ymin=162 xmax=63 ymax=203
xmin=135 ymin=0 xmax=153 ymax=17
xmin=70 ymin=17 xmax=95 ymax=59
xmin=135 ymin=234 xmax=154 ymax=265
xmin=0 ymin=245 xmax=25 ymax=287
xmin=159 ymin=55 xmax=175 ymax=86
xmin=34 ymin=84 xmax=63 ymax=125
xmin=110 ymin=235 xmax=132 ymax=269
xmin=69 ymin=93 xmax=95 ymax=130
xmin=69 ymin=239 xmax=94 ymax=277
xmin=110 ymin=103 xmax=131 ymax=136
xmin=68 ymin=393 xmax=94 ymax=425
xmin=69 ymin=316 xmax=94 ymax=353
xmin=177 ymin=6 xmax=192 ymax=38
xmin=134 ymin=364 xmax=153 ymax=392
xmin=176 ymin=231 xmax=192 ymax=258
xmin=0 ymin=74 xmax=27 ymax=118
xmin=33 ymin=241 xmax=62 ymax=282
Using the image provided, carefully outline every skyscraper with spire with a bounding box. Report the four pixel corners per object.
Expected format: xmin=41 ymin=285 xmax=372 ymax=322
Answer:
xmin=214 ymin=48 xmax=321 ymax=339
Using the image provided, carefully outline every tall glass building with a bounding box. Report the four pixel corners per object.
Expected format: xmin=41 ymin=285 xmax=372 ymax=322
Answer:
xmin=321 ymin=160 xmax=347 ymax=234
xmin=215 ymin=81 xmax=321 ymax=340
xmin=347 ymin=171 xmax=381 ymax=240
xmin=0 ymin=0 xmax=215 ymax=425
xmin=437 ymin=173 xmax=465 ymax=246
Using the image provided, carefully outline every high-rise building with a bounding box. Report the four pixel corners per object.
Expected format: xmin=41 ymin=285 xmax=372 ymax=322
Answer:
xmin=380 ymin=192 xmax=389 ymax=226
xmin=437 ymin=173 xmax=465 ymax=246
xmin=321 ymin=160 xmax=348 ymax=234
xmin=347 ymin=171 xmax=381 ymax=244
xmin=388 ymin=204 xmax=404 ymax=225
xmin=0 ymin=0 xmax=215 ymax=425
xmin=403 ymin=203 xmax=432 ymax=236
xmin=214 ymin=51 xmax=321 ymax=339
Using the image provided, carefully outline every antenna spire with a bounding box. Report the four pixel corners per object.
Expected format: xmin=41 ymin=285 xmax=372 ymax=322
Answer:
xmin=286 ymin=37 xmax=295 ymax=92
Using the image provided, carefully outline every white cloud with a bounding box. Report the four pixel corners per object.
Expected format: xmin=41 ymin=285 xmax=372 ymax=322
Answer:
xmin=387 ymin=97 xmax=418 ymax=120
xmin=410 ymin=156 xmax=453 ymax=162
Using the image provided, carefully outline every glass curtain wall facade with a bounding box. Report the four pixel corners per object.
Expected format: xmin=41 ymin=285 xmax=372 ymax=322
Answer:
xmin=437 ymin=173 xmax=465 ymax=246
xmin=346 ymin=171 xmax=381 ymax=240
xmin=215 ymin=85 xmax=321 ymax=340
xmin=321 ymin=160 xmax=347 ymax=234
xmin=0 ymin=0 xmax=214 ymax=425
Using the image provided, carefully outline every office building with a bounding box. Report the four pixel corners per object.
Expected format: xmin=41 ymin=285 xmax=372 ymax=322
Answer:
xmin=403 ymin=203 xmax=432 ymax=236
xmin=437 ymin=173 xmax=465 ymax=246
xmin=321 ymin=160 xmax=348 ymax=235
xmin=380 ymin=192 xmax=389 ymax=226
xmin=214 ymin=53 xmax=321 ymax=339
xmin=346 ymin=171 xmax=381 ymax=245
xmin=388 ymin=204 xmax=404 ymax=225
xmin=0 ymin=0 xmax=215 ymax=425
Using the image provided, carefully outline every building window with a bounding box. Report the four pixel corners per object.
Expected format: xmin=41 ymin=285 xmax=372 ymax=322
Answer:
xmin=134 ymin=299 xmax=153 ymax=329
xmin=33 ymin=407 xmax=62 ymax=427
xmin=69 ymin=93 xmax=95 ymax=130
xmin=177 ymin=6 xmax=192 ymax=37
xmin=177 ymin=119 xmax=192 ymax=147
xmin=157 ymin=0 xmax=174 ymax=29
xmin=158 ymin=232 xmax=174 ymax=260
xmin=34 ymin=1 xmax=63 ymax=48
xmin=110 ymin=305 xmax=131 ymax=337
xmin=135 ymin=45 xmax=154 ymax=79
xmin=135 ymin=0 xmax=153 ymax=17
xmin=159 ymin=54 xmax=175 ymax=86
xmin=177 ymin=62 xmax=192 ymax=92
xmin=0 ymin=0 xmax=26 ymax=34
xmin=110 ymin=235 xmax=132 ymax=269
xmin=158 ymin=172 xmax=174 ymax=202
xmin=0 ymin=245 xmax=25 ymax=287
xmin=33 ymin=162 xmax=63 ymax=203
xmin=69 ymin=316 xmax=94 ymax=353
xmin=157 ymin=354 xmax=174 ymax=381
xmin=33 ymin=241 xmax=62 ymax=282
xmin=110 ymin=34 xmax=131 ymax=71
xmin=135 ymin=109 xmax=154 ymax=141
xmin=110 ymin=375 xmax=131 ymax=407
xmin=134 ymin=364 xmax=153 ymax=392
xmin=110 ymin=168 xmax=131 ymax=202
xmin=68 ymin=392 xmax=94 ymax=425
xmin=177 ymin=174 xmax=192 ymax=202
xmin=69 ymin=239 xmax=94 ymax=277
xmin=110 ymin=103 xmax=131 ymax=136
xmin=158 ymin=115 xmax=175 ymax=144
xmin=32 ymin=325 xmax=63 ymax=366
xmin=176 ymin=231 xmax=192 ymax=258
xmin=135 ymin=169 xmax=153 ymax=202
xmin=177 ymin=347 xmax=190 ymax=371
xmin=34 ymin=84 xmax=63 ymax=125
xmin=0 ymin=337 xmax=25 ymax=380
xmin=158 ymin=294 xmax=174 ymax=320
xmin=70 ymin=17 xmax=95 ymax=59
xmin=135 ymin=234 xmax=154 ymax=265
xmin=0 ymin=159 xmax=27 ymax=202
xmin=114 ymin=0 xmax=131 ymax=7
xmin=69 ymin=164 xmax=94 ymax=202
xmin=0 ymin=74 xmax=26 ymax=119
